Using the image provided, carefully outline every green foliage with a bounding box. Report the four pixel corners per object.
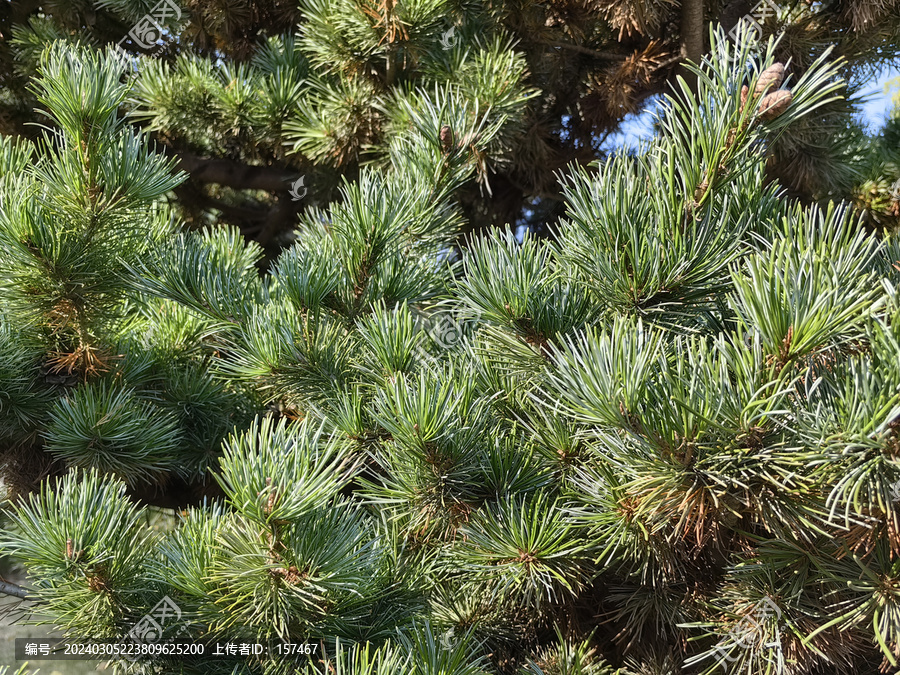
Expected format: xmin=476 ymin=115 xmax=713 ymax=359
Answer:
xmin=0 ymin=135 xmax=34 ymax=177
xmin=453 ymin=493 xmax=592 ymax=611
xmin=133 ymin=225 xmax=266 ymax=325
xmin=4 ymin=26 xmax=900 ymax=675
xmin=0 ymin=326 xmax=53 ymax=442
xmin=284 ymin=73 xmax=381 ymax=167
xmin=2 ymin=470 xmax=159 ymax=636
xmin=518 ymin=626 xmax=615 ymax=675
xmin=216 ymin=417 xmax=358 ymax=524
xmin=300 ymin=627 xmax=491 ymax=675
xmin=44 ymin=381 xmax=183 ymax=484
xmin=0 ymin=666 xmax=41 ymax=675
xmin=208 ymin=503 xmax=382 ymax=640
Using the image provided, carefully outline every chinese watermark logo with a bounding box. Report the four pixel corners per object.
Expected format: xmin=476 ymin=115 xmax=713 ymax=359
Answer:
xmin=128 ymin=595 xmax=183 ymax=643
xmin=288 ymin=176 xmax=307 ymax=201
xmin=412 ymin=306 xmax=481 ymax=369
xmin=890 ymin=177 xmax=900 ymax=201
xmin=439 ymin=27 xmax=458 ymax=50
xmin=728 ymin=0 xmax=781 ymax=45
xmin=114 ymin=594 xmax=193 ymax=661
xmin=439 ymin=627 xmax=455 ymax=649
xmin=423 ymin=311 xmax=467 ymax=350
xmin=110 ymin=0 xmax=184 ymax=67
xmin=128 ymin=0 xmax=182 ymax=49
xmin=890 ymin=479 xmax=900 ymax=503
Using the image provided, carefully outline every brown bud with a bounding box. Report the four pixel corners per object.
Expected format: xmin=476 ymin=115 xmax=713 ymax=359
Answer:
xmin=758 ymin=89 xmax=792 ymax=120
xmin=66 ymin=538 xmax=73 ymax=559
xmin=257 ymin=476 xmax=272 ymax=498
xmin=754 ymin=63 xmax=785 ymax=97
xmin=693 ymin=178 xmax=709 ymax=203
xmin=263 ymin=478 xmax=277 ymax=516
xmin=439 ymin=125 xmax=453 ymax=152
xmin=740 ymin=85 xmax=749 ymax=112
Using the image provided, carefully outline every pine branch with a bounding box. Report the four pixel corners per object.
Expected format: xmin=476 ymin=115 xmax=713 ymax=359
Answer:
xmin=163 ymin=145 xmax=301 ymax=193
xmin=534 ymin=40 xmax=626 ymax=61
xmin=0 ymin=579 xmax=30 ymax=600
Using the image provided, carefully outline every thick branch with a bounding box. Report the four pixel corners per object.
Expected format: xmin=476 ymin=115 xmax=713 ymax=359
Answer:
xmin=256 ymin=192 xmax=304 ymax=251
xmin=680 ymin=0 xmax=706 ymax=89
xmin=161 ymin=147 xmax=300 ymax=193
xmin=0 ymin=579 xmax=30 ymax=600
xmin=535 ymin=40 xmax=626 ymax=61
xmin=168 ymin=158 xmax=302 ymax=254
xmin=202 ymin=194 xmax=269 ymax=224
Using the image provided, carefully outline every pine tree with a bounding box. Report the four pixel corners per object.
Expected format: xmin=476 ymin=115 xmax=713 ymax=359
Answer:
xmin=1 ymin=0 xmax=899 ymax=240
xmin=846 ymin=84 xmax=900 ymax=232
xmin=4 ymin=24 xmax=900 ymax=675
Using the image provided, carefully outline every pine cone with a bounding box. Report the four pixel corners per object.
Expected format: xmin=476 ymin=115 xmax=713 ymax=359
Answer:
xmin=754 ymin=63 xmax=785 ymax=97
xmin=439 ymin=124 xmax=453 ymax=153
xmin=758 ymin=89 xmax=793 ymax=120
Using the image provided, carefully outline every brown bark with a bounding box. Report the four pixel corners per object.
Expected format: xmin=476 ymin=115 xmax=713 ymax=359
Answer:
xmin=161 ymin=147 xmax=305 ymax=256
xmin=168 ymin=149 xmax=301 ymax=193
xmin=680 ymin=0 xmax=706 ymax=90
xmin=535 ymin=40 xmax=629 ymax=61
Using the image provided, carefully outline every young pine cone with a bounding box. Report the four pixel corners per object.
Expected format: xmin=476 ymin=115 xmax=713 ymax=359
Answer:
xmin=740 ymin=85 xmax=749 ymax=112
xmin=758 ymin=89 xmax=793 ymax=120
xmin=439 ymin=125 xmax=453 ymax=153
xmin=754 ymin=62 xmax=785 ymax=97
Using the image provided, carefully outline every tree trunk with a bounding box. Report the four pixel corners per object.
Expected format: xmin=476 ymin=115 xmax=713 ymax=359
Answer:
xmin=680 ymin=0 xmax=705 ymax=90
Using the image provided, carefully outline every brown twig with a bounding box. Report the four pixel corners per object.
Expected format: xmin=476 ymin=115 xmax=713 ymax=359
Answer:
xmin=535 ymin=40 xmax=626 ymax=61
xmin=0 ymin=579 xmax=30 ymax=600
